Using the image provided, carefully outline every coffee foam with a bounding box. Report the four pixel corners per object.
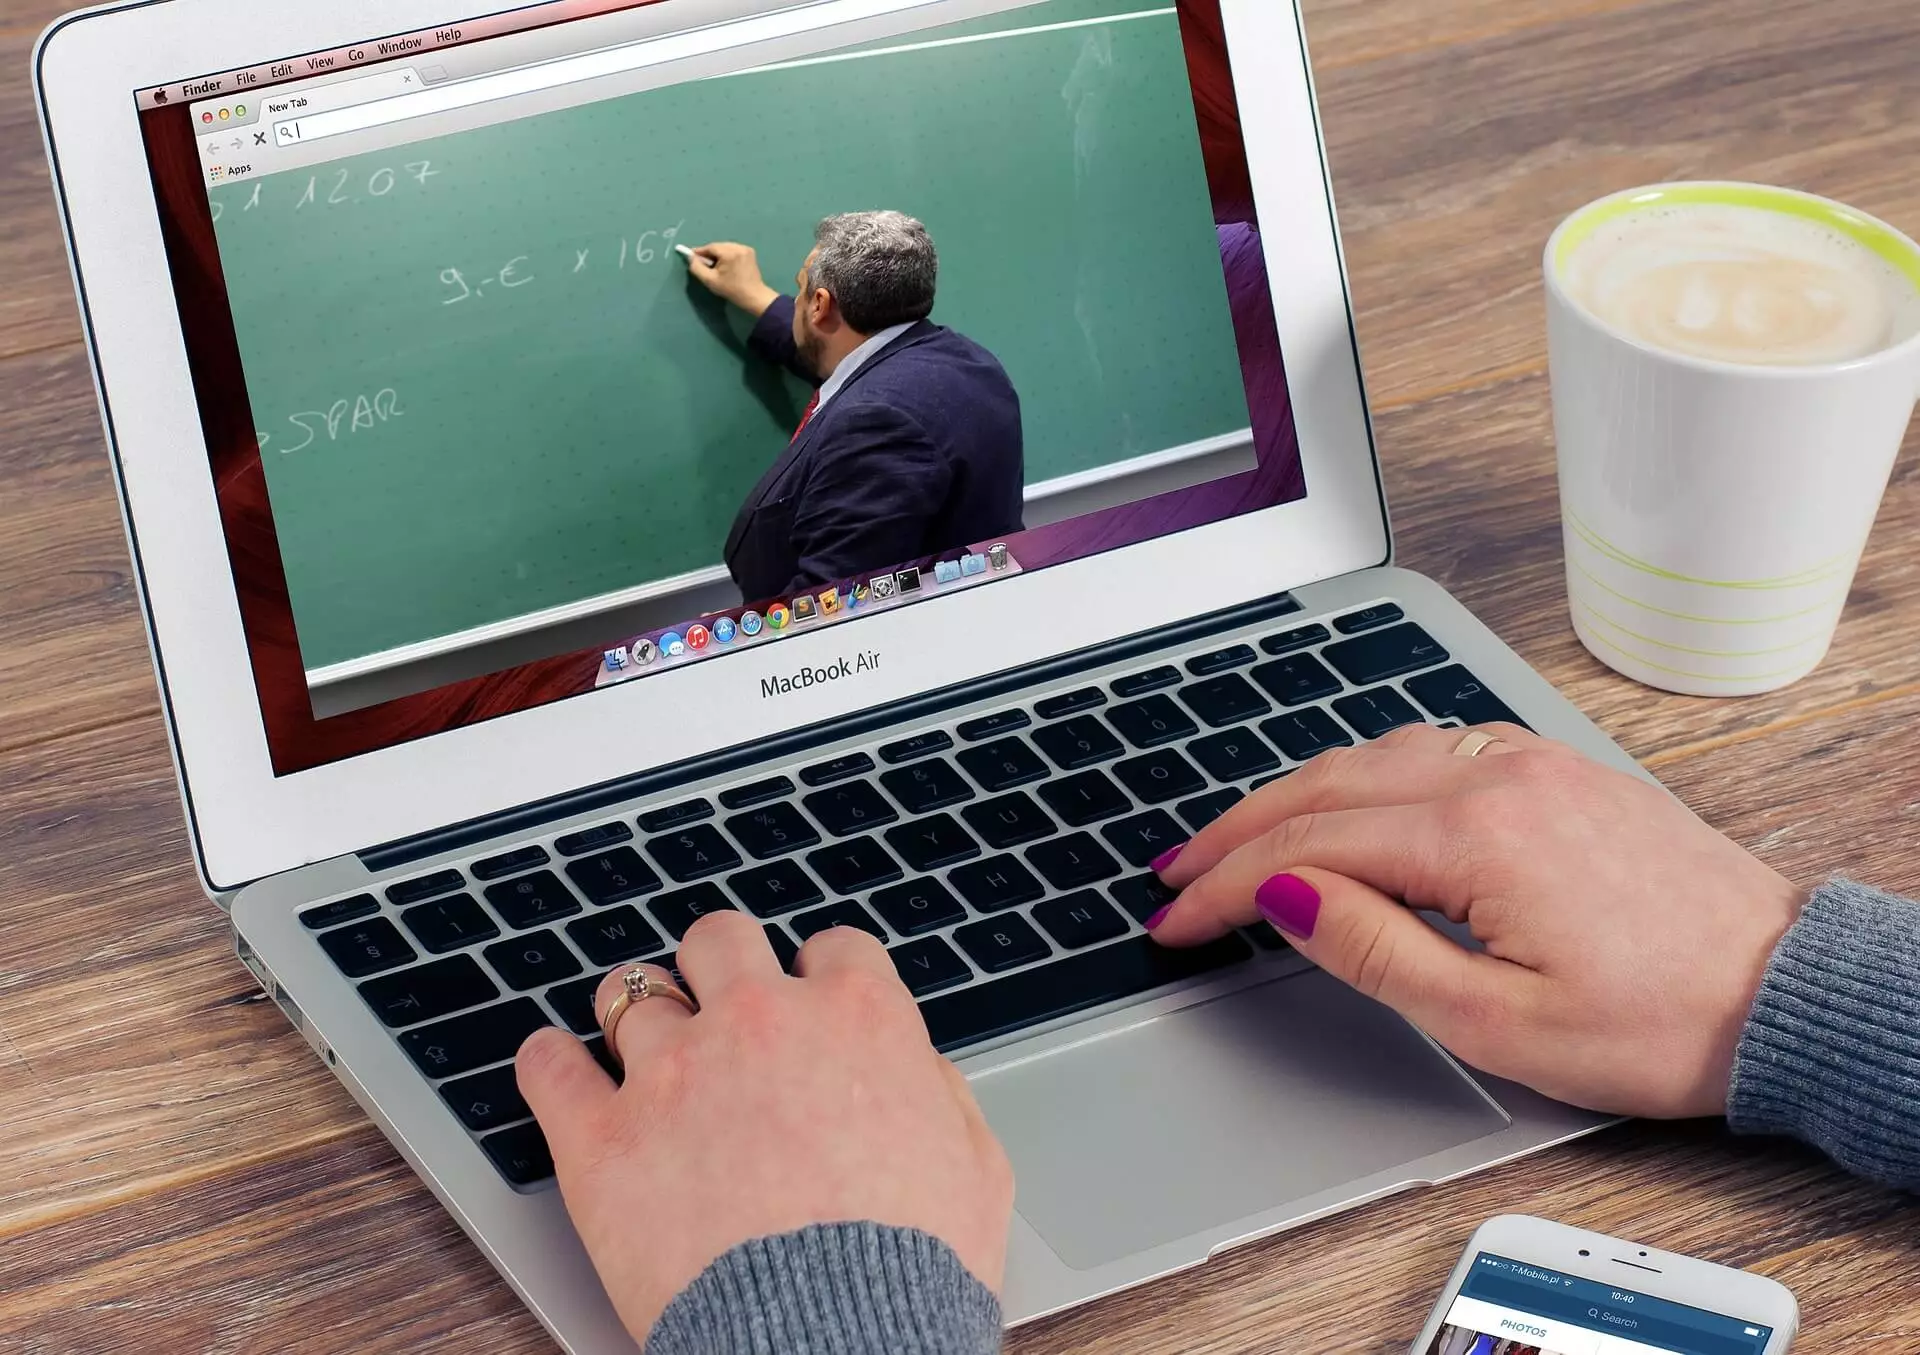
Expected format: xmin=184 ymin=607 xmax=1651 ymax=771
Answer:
xmin=1561 ymin=202 xmax=1920 ymax=366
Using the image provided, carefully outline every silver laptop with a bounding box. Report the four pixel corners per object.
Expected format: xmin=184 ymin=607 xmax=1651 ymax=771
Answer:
xmin=36 ymin=0 xmax=1627 ymax=1347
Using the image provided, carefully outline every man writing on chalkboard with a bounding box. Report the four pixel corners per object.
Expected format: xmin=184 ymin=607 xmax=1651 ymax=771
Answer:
xmin=682 ymin=210 xmax=1025 ymax=605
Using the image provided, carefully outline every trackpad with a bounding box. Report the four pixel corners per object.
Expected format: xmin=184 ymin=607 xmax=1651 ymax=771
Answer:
xmin=971 ymin=970 xmax=1508 ymax=1270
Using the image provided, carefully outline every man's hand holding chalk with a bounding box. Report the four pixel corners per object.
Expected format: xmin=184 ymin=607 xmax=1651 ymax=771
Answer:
xmin=680 ymin=240 xmax=781 ymax=317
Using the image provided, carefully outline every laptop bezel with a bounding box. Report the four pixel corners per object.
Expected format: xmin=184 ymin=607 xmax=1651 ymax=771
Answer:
xmin=35 ymin=0 xmax=1391 ymax=892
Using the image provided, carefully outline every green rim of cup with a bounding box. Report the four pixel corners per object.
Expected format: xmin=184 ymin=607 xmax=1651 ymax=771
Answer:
xmin=1553 ymin=183 xmax=1920 ymax=293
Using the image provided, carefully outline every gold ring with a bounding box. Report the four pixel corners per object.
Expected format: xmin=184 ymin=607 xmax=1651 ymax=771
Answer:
xmin=1452 ymin=730 xmax=1504 ymax=758
xmin=599 ymin=965 xmax=697 ymax=1067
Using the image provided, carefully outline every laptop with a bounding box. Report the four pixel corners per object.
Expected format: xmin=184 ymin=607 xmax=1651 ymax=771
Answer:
xmin=35 ymin=0 xmax=1628 ymax=1347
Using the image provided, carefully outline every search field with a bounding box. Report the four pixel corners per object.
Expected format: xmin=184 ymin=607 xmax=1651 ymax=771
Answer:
xmin=268 ymin=0 xmax=942 ymax=146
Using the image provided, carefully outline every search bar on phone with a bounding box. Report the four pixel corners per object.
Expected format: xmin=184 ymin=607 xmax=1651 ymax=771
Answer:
xmin=270 ymin=0 xmax=944 ymax=145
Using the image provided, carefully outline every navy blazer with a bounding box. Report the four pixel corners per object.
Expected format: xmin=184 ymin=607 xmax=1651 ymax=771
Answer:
xmin=723 ymin=295 xmax=1025 ymax=604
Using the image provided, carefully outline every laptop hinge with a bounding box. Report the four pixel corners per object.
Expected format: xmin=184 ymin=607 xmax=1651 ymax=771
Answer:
xmin=359 ymin=591 xmax=1301 ymax=873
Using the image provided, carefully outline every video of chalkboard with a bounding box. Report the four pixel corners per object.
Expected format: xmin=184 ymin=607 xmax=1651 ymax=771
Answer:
xmin=208 ymin=0 xmax=1266 ymax=717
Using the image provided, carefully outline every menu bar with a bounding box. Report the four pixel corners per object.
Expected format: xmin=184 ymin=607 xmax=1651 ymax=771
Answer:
xmin=136 ymin=0 xmax=667 ymax=109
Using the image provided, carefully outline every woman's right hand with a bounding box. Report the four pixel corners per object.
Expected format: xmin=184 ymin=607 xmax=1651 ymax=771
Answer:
xmin=1147 ymin=723 xmax=1804 ymax=1119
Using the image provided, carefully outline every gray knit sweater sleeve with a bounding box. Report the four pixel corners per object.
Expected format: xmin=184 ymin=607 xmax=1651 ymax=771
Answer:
xmin=1728 ymin=877 xmax=1920 ymax=1190
xmin=644 ymin=1222 xmax=1002 ymax=1355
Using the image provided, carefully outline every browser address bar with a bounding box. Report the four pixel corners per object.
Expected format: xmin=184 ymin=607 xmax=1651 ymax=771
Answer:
xmin=271 ymin=0 xmax=938 ymax=146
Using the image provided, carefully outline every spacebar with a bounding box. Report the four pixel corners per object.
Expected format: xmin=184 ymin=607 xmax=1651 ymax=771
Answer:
xmin=920 ymin=933 xmax=1255 ymax=1054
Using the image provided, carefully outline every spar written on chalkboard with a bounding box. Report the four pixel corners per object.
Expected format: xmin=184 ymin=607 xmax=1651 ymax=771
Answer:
xmin=436 ymin=219 xmax=689 ymax=306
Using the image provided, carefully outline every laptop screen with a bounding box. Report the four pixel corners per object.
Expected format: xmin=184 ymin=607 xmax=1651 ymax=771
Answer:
xmin=136 ymin=0 xmax=1305 ymax=775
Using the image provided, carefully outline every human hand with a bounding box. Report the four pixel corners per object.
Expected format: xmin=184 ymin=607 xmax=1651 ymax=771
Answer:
xmin=682 ymin=241 xmax=781 ymax=316
xmin=1148 ymin=723 xmax=1803 ymax=1119
xmin=514 ymin=912 xmax=1013 ymax=1344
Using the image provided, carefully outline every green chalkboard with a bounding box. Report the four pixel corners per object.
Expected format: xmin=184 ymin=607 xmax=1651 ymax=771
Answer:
xmin=212 ymin=0 xmax=1251 ymax=670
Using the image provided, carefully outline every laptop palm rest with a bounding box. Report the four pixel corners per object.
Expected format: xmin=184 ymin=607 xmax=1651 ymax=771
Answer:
xmin=971 ymin=969 xmax=1510 ymax=1270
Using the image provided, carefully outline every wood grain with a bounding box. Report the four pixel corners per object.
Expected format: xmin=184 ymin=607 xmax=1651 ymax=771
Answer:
xmin=4 ymin=0 xmax=1920 ymax=1350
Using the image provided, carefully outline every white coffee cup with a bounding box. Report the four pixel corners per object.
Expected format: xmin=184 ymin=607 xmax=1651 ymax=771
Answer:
xmin=1544 ymin=182 xmax=1920 ymax=696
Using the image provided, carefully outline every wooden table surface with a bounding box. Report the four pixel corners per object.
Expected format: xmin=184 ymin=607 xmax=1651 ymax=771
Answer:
xmin=5 ymin=0 xmax=1920 ymax=1349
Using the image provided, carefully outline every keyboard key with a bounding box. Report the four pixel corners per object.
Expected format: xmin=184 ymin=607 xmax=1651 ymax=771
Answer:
xmin=1034 ymin=687 xmax=1106 ymax=719
xmin=386 ymin=870 xmax=464 ymax=906
xmin=726 ymin=803 xmax=822 ymax=860
xmin=1109 ymin=873 xmax=1178 ymax=924
xmin=1186 ymin=644 xmax=1258 ymax=675
xmin=1404 ymin=665 xmax=1528 ymax=728
xmin=1108 ymin=695 xmax=1199 ymax=749
xmin=553 ymin=822 xmax=633 ymax=857
xmin=400 ymin=997 xmax=550 ymax=1080
xmin=564 ymin=847 xmax=662 ymax=906
xmin=922 ymin=933 xmax=1253 ymax=1052
xmin=566 ymin=905 xmax=665 ymax=966
xmin=957 ymin=710 xmax=1030 ymax=741
xmin=956 ymin=738 xmax=1049 ymax=792
xmin=544 ymin=972 xmax=604 ymax=1035
xmin=1178 ymin=787 xmax=1245 ymax=833
xmin=582 ymin=1036 xmax=622 ymax=1080
xmin=801 ymin=753 xmax=875 ymax=786
xmin=871 ymin=879 xmax=969 ymax=937
xmin=402 ymin=894 xmax=500 ymax=954
xmin=441 ymin=1064 xmax=532 ymax=1132
xmin=1101 ymin=810 xmax=1187 ymax=868
xmin=1252 ymin=772 xmax=1291 ymax=790
xmin=1031 ymin=715 xmax=1124 ymax=769
xmin=481 ymin=1122 xmax=554 ymax=1185
xmin=879 ymin=758 xmax=975 ymax=814
xmin=1111 ymin=666 xmax=1180 ymax=697
xmin=1323 ymin=623 xmax=1449 ymax=685
xmin=1189 ymin=727 xmax=1281 ymax=782
xmin=1260 ymin=623 xmax=1331 ymax=655
xmin=358 ymin=955 xmax=498 ymax=1028
xmin=319 ymin=918 xmax=417 ymax=978
xmin=790 ymin=900 xmax=888 ymax=943
xmin=1033 ymin=891 xmax=1131 ymax=950
xmin=1026 ymin=833 xmax=1122 ymax=890
xmin=1179 ymin=673 xmax=1271 ymax=728
xmin=807 ymin=837 xmax=903 ymax=894
xmin=727 ymin=859 xmax=824 ymax=918
xmin=962 ymin=792 xmax=1056 ymax=850
xmin=719 ymin=776 xmax=794 ymax=810
xmin=484 ymin=931 xmax=583 ymax=991
xmin=1114 ymin=749 xmax=1207 ymax=805
xmin=949 ymin=855 xmax=1045 ymax=913
xmin=878 ymin=731 xmax=954 ymax=764
xmin=765 ymin=924 xmax=800 ymax=973
xmin=650 ymin=883 xmax=737 ymax=939
xmin=1334 ymin=603 xmax=1405 ymax=634
xmin=1334 ymin=687 xmax=1423 ymax=739
xmin=647 ymin=826 xmax=743 ymax=882
xmin=804 ymin=781 xmax=899 ymax=837
xmin=890 ymin=936 xmax=973 ymax=997
xmin=884 ymin=814 xmax=981 ymax=872
xmin=638 ymin=798 xmax=713 ymax=833
xmin=301 ymin=895 xmax=376 ymax=930
xmin=953 ymin=915 xmax=1051 ymax=974
xmin=471 ymin=845 xmax=550 ymax=882
xmin=1246 ymin=921 xmax=1292 ymax=952
xmin=1261 ymin=708 xmax=1355 ymax=761
xmin=1250 ymin=654 xmax=1342 ymax=706
xmin=484 ymin=871 xmax=581 ymax=930
xmin=1038 ymin=769 xmax=1132 ymax=827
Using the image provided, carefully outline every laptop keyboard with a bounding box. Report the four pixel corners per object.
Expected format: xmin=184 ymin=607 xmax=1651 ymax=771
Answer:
xmin=296 ymin=603 xmax=1525 ymax=1188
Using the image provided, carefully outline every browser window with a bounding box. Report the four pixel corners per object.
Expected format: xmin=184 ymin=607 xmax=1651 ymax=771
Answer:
xmin=139 ymin=0 xmax=1304 ymax=773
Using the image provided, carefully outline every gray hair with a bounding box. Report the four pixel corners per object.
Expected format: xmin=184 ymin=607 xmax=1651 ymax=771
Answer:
xmin=808 ymin=210 xmax=938 ymax=334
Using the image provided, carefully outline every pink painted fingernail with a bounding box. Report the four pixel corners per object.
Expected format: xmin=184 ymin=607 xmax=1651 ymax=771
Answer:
xmin=1255 ymin=874 xmax=1321 ymax=940
xmin=1149 ymin=844 xmax=1185 ymax=873
xmin=1143 ymin=904 xmax=1174 ymax=931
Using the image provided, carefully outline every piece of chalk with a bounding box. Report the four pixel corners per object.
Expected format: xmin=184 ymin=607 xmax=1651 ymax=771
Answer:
xmin=674 ymin=243 xmax=704 ymax=264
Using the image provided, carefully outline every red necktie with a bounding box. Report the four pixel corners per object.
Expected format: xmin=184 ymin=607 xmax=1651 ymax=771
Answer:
xmin=791 ymin=392 xmax=820 ymax=444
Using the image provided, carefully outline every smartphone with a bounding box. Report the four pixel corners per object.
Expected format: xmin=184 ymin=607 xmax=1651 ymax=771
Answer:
xmin=1409 ymin=1215 xmax=1798 ymax=1355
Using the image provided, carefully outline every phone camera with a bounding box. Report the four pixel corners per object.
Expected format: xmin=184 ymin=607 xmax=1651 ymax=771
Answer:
xmin=1578 ymin=1249 xmax=1590 ymax=1257
xmin=1639 ymin=1250 xmax=1649 ymax=1257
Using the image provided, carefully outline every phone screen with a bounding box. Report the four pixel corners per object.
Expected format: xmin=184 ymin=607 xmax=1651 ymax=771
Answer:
xmin=1427 ymin=1253 xmax=1775 ymax=1355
